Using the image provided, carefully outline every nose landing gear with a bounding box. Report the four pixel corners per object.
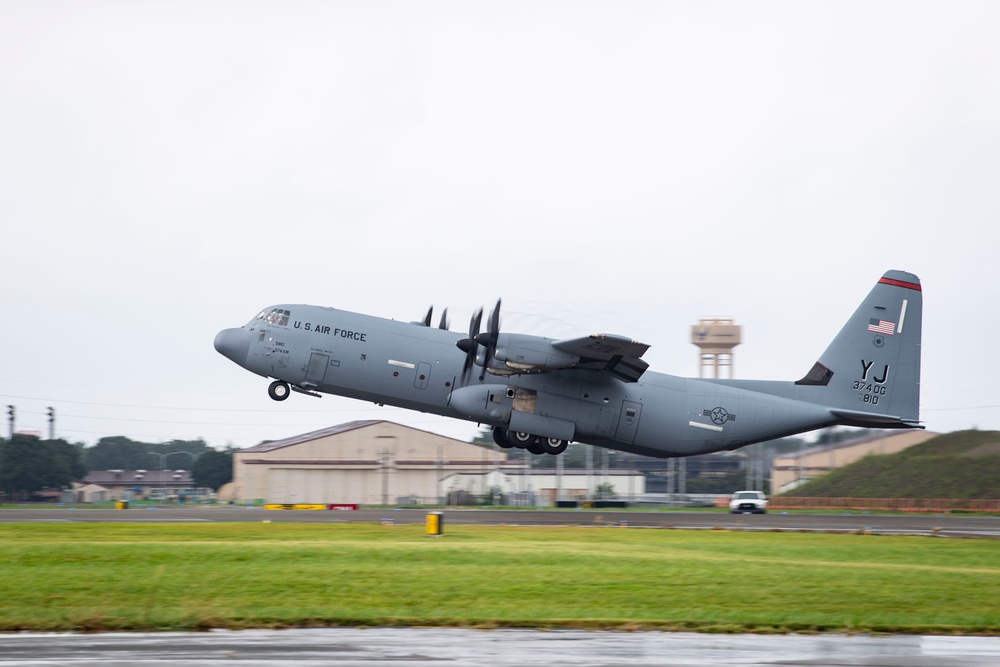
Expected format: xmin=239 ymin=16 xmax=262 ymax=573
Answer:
xmin=268 ymin=380 xmax=290 ymax=401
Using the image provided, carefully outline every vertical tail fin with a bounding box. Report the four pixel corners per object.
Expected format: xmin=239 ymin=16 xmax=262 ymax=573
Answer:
xmin=796 ymin=270 xmax=922 ymax=427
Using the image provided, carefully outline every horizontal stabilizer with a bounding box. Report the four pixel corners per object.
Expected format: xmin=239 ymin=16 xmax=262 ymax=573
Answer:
xmin=829 ymin=408 xmax=924 ymax=429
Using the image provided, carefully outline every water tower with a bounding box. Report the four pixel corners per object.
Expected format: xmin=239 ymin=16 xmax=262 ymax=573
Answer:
xmin=691 ymin=319 xmax=742 ymax=379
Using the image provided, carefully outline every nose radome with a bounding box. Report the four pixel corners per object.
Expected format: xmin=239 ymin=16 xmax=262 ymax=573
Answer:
xmin=214 ymin=328 xmax=251 ymax=365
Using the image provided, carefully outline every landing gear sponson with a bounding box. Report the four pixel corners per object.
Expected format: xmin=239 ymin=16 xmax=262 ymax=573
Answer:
xmin=493 ymin=426 xmax=568 ymax=456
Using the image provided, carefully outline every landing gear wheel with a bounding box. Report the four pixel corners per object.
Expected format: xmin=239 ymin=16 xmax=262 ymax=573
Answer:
xmin=492 ymin=427 xmax=513 ymax=449
xmin=541 ymin=437 xmax=568 ymax=455
xmin=510 ymin=430 xmax=533 ymax=447
xmin=526 ymin=440 xmax=545 ymax=455
xmin=268 ymin=380 xmax=290 ymax=401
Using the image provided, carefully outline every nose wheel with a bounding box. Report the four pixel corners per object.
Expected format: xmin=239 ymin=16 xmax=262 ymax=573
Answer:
xmin=268 ymin=380 xmax=290 ymax=401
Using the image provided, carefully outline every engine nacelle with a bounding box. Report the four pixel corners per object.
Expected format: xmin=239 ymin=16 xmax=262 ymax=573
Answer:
xmin=491 ymin=334 xmax=579 ymax=373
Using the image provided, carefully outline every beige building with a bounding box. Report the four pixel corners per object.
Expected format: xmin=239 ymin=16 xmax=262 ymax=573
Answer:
xmin=771 ymin=430 xmax=937 ymax=493
xmin=80 ymin=469 xmax=196 ymax=501
xmin=71 ymin=483 xmax=110 ymax=503
xmin=233 ymin=420 xmax=512 ymax=504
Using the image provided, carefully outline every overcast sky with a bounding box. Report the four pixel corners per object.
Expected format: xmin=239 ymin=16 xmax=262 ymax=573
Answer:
xmin=2 ymin=1 xmax=998 ymax=452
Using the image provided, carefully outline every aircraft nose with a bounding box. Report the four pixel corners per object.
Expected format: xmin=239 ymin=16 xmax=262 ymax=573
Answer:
xmin=214 ymin=328 xmax=251 ymax=365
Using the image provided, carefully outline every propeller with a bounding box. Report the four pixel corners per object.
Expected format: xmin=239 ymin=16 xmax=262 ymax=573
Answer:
xmin=476 ymin=298 xmax=501 ymax=371
xmin=421 ymin=306 xmax=449 ymax=330
xmin=456 ymin=307 xmax=483 ymax=378
xmin=456 ymin=299 xmax=501 ymax=379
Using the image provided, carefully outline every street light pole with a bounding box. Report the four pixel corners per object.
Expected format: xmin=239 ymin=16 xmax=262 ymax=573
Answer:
xmin=150 ymin=451 xmax=198 ymax=500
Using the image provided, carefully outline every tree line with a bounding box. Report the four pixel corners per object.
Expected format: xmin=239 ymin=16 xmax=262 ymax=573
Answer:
xmin=0 ymin=434 xmax=234 ymax=501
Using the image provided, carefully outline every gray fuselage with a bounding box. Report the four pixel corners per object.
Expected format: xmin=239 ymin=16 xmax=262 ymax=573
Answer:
xmin=216 ymin=304 xmax=842 ymax=458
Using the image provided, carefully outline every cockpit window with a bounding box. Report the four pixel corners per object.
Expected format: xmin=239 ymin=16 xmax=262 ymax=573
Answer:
xmin=255 ymin=308 xmax=290 ymax=326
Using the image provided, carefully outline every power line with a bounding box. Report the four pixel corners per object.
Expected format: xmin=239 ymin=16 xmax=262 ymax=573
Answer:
xmin=0 ymin=392 xmax=375 ymax=414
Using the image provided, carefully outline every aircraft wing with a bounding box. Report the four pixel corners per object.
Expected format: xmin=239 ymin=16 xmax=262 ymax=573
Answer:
xmin=552 ymin=334 xmax=650 ymax=382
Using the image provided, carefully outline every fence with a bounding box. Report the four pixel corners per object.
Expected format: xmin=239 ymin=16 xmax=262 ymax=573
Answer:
xmin=769 ymin=497 xmax=1000 ymax=513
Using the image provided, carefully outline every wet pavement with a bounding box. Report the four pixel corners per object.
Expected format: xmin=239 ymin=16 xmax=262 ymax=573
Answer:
xmin=0 ymin=628 xmax=998 ymax=667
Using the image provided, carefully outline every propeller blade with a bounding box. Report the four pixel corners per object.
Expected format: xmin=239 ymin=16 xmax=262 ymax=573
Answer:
xmin=422 ymin=306 xmax=433 ymax=327
xmin=438 ymin=308 xmax=449 ymax=330
xmin=471 ymin=307 xmax=482 ymax=339
xmin=480 ymin=299 xmax=501 ymax=370
xmin=489 ymin=298 xmax=500 ymax=337
xmin=457 ymin=307 xmax=483 ymax=377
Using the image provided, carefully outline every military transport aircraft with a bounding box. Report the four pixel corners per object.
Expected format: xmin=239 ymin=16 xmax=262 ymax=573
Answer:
xmin=214 ymin=270 xmax=922 ymax=457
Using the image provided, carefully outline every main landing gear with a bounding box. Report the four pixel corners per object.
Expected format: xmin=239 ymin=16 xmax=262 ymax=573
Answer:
xmin=492 ymin=426 xmax=568 ymax=456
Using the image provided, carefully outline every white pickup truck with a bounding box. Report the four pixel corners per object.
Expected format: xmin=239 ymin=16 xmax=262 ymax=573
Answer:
xmin=729 ymin=490 xmax=768 ymax=514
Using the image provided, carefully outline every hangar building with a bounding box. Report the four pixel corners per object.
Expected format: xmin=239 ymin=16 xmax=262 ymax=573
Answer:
xmin=232 ymin=420 xmax=509 ymax=504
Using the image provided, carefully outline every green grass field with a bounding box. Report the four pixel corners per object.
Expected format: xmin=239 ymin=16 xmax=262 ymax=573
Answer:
xmin=1 ymin=523 xmax=998 ymax=634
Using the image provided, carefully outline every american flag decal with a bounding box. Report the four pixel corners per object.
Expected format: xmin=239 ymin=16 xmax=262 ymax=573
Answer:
xmin=868 ymin=318 xmax=895 ymax=335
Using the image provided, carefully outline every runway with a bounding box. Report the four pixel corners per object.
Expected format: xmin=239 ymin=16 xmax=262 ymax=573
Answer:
xmin=2 ymin=506 xmax=998 ymax=538
xmin=1 ymin=628 xmax=999 ymax=666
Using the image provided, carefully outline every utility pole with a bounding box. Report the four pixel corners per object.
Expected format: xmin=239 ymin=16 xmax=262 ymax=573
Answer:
xmin=601 ymin=448 xmax=609 ymax=491
xmin=556 ymin=446 xmax=563 ymax=505
xmin=6 ymin=405 xmax=13 ymax=438
xmin=585 ymin=445 xmax=593 ymax=501
xmin=380 ymin=447 xmax=391 ymax=506
xmin=47 ymin=407 xmax=55 ymax=440
xmin=525 ymin=445 xmax=533 ymax=505
xmin=438 ymin=445 xmax=445 ymax=505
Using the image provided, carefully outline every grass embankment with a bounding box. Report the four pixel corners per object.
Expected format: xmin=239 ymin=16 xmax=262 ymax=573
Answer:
xmin=1 ymin=523 xmax=998 ymax=634
xmin=786 ymin=430 xmax=1000 ymax=499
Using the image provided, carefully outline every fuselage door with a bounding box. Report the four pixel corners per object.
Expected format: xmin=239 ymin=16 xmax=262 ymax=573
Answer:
xmin=305 ymin=352 xmax=330 ymax=387
xmin=615 ymin=400 xmax=642 ymax=443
